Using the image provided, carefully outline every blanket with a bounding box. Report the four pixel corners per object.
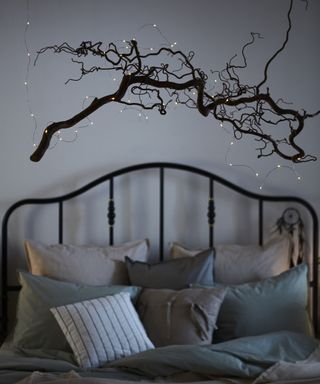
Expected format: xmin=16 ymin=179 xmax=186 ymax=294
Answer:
xmin=0 ymin=331 xmax=319 ymax=384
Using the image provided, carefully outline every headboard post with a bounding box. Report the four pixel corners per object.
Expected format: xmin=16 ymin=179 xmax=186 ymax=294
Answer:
xmin=108 ymin=178 xmax=115 ymax=245
xmin=208 ymin=178 xmax=215 ymax=247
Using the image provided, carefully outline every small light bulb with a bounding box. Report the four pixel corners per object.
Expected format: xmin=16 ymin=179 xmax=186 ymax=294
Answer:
xmin=214 ymin=79 xmax=217 ymax=83
xmin=297 ymin=176 xmax=302 ymax=181
xmin=153 ymin=24 xmax=157 ymax=27
xmin=59 ymin=137 xmax=63 ymax=141
xmin=85 ymin=95 xmax=89 ymax=99
xmin=30 ymin=113 xmax=34 ymax=117
xmin=33 ymin=143 xmax=37 ymax=147
xmin=277 ymin=164 xmax=281 ymax=168
xmin=150 ymin=47 xmax=153 ymax=51
xmin=230 ymin=141 xmax=234 ymax=145
xmin=259 ymin=186 xmax=263 ymax=190
xmin=145 ymin=116 xmax=149 ymax=120
xmin=113 ymin=78 xmax=116 ymax=81
xmin=138 ymin=113 xmax=142 ymax=117
xmin=128 ymin=99 xmax=131 ymax=103
xmin=220 ymin=123 xmax=223 ymax=127
xmin=24 ymin=81 xmax=28 ymax=85
xmin=27 ymin=52 xmax=31 ymax=57
xmin=26 ymin=21 xmax=30 ymax=25
xmin=75 ymin=130 xmax=78 ymax=133
xmin=90 ymin=121 xmax=94 ymax=125
xmin=111 ymin=97 xmax=115 ymax=100
xmin=255 ymin=172 xmax=259 ymax=177
xmin=123 ymin=40 xmax=126 ymax=43
xmin=120 ymin=109 xmax=123 ymax=113
xmin=229 ymin=163 xmax=232 ymax=167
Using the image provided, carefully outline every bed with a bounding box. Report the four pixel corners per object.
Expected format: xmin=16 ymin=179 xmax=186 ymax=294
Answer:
xmin=0 ymin=162 xmax=319 ymax=384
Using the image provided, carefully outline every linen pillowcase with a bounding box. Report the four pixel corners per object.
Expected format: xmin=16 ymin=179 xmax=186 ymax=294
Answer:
xmin=125 ymin=249 xmax=214 ymax=289
xmin=12 ymin=271 xmax=140 ymax=354
xmin=51 ymin=292 xmax=154 ymax=369
xmin=194 ymin=263 xmax=312 ymax=342
xmin=25 ymin=238 xmax=149 ymax=286
xmin=171 ymin=235 xmax=291 ymax=284
xmin=137 ymin=287 xmax=226 ymax=347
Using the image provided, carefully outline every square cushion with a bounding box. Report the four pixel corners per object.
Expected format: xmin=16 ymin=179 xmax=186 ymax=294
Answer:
xmin=51 ymin=292 xmax=154 ymax=369
xmin=137 ymin=287 xmax=226 ymax=347
xmin=125 ymin=249 xmax=214 ymax=289
xmin=25 ymin=238 xmax=149 ymax=285
xmin=171 ymin=235 xmax=291 ymax=284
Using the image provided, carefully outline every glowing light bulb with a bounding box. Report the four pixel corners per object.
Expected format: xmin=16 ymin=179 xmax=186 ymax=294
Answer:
xmin=24 ymin=81 xmax=28 ymax=85
xmin=153 ymin=24 xmax=157 ymax=27
xmin=229 ymin=163 xmax=233 ymax=167
xmin=230 ymin=141 xmax=234 ymax=145
xmin=277 ymin=164 xmax=281 ymax=168
xmin=255 ymin=172 xmax=259 ymax=177
xmin=90 ymin=121 xmax=94 ymax=125
xmin=26 ymin=21 xmax=30 ymax=25
xmin=145 ymin=116 xmax=149 ymax=120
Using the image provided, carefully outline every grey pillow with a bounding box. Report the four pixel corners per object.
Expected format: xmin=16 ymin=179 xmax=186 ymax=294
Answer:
xmin=12 ymin=271 xmax=140 ymax=354
xmin=137 ymin=287 xmax=226 ymax=347
xmin=209 ymin=263 xmax=312 ymax=342
xmin=125 ymin=249 xmax=214 ymax=289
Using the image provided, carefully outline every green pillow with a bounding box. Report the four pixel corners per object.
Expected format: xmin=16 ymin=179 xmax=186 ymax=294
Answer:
xmin=213 ymin=263 xmax=313 ymax=342
xmin=12 ymin=271 xmax=140 ymax=353
xmin=125 ymin=249 xmax=214 ymax=289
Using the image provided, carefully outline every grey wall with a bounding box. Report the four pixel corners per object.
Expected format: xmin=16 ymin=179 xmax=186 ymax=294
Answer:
xmin=0 ymin=1 xmax=319 ymax=260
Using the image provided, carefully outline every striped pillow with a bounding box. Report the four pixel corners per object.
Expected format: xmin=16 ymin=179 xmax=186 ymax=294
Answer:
xmin=50 ymin=292 xmax=154 ymax=369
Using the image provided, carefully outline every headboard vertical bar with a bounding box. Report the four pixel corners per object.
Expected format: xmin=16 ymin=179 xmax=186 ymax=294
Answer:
xmin=108 ymin=178 xmax=115 ymax=245
xmin=208 ymin=178 xmax=215 ymax=247
xmin=259 ymin=199 xmax=263 ymax=245
xmin=58 ymin=201 xmax=63 ymax=244
xmin=159 ymin=167 xmax=164 ymax=261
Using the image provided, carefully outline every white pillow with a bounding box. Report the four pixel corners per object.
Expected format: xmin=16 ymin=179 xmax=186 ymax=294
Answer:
xmin=171 ymin=236 xmax=291 ymax=284
xmin=25 ymin=239 xmax=149 ymax=286
xmin=50 ymin=292 xmax=154 ymax=369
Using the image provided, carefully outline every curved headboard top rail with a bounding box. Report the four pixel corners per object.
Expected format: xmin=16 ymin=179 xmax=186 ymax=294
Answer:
xmin=1 ymin=162 xmax=320 ymax=207
xmin=1 ymin=162 xmax=319 ymax=339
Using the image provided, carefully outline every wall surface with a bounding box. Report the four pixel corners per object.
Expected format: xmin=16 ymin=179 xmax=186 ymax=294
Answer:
xmin=0 ymin=1 xmax=319 ymax=262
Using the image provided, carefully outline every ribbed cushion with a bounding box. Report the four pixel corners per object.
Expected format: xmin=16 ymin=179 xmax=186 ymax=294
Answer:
xmin=51 ymin=292 xmax=154 ymax=369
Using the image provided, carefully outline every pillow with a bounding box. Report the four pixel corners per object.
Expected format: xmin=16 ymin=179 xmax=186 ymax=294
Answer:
xmin=137 ymin=287 xmax=226 ymax=347
xmin=125 ymin=249 xmax=214 ymax=289
xmin=195 ymin=263 xmax=313 ymax=342
xmin=171 ymin=235 xmax=291 ymax=284
xmin=51 ymin=292 xmax=154 ymax=369
xmin=25 ymin=238 xmax=149 ymax=285
xmin=12 ymin=271 xmax=140 ymax=354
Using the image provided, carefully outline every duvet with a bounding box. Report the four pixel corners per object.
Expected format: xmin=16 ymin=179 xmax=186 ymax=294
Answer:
xmin=0 ymin=331 xmax=320 ymax=384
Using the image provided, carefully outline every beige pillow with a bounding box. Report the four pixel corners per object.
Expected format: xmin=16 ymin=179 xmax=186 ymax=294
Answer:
xmin=25 ymin=239 xmax=149 ymax=286
xmin=137 ymin=287 xmax=226 ymax=347
xmin=171 ymin=236 xmax=291 ymax=284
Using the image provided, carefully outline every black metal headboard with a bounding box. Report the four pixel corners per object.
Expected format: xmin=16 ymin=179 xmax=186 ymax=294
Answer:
xmin=1 ymin=162 xmax=319 ymax=339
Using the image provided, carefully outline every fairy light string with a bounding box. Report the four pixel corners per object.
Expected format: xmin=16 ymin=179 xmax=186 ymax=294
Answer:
xmin=23 ymin=3 xmax=305 ymax=188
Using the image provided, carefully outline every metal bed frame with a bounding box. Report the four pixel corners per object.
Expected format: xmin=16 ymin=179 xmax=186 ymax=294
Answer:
xmin=1 ymin=162 xmax=319 ymax=340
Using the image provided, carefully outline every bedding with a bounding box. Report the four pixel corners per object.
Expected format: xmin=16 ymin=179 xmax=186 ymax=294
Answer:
xmin=193 ymin=263 xmax=313 ymax=342
xmin=125 ymin=249 xmax=214 ymax=289
xmin=25 ymin=238 xmax=149 ymax=285
xmin=171 ymin=235 xmax=292 ymax=284
xmin=0 ymin=331 xmax=320 ymax=384
xmin=11 ymin=271 xmax=140 ymax=355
